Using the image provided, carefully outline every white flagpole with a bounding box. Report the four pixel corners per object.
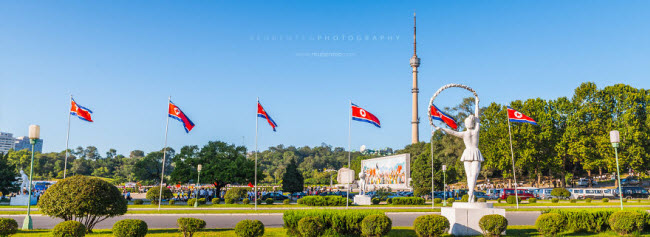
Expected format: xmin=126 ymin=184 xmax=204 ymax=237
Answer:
xmin=347 ymin=100 xmax=351 ymax=209
xmin=255 ymin=97 xmax=259 ymax=211
xmin=63 ymin=95 xmax=72 ymax=178
xmin=158 ymin=96 xmax=171 ymax=211
xmin=507 ymin=114 xmax=519 ymax=209
xmin=431 ymin=128 xmax=434 ymax=209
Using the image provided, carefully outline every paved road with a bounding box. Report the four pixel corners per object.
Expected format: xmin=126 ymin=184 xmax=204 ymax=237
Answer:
xmin=0 ymin=212 xmax=541 ymax=229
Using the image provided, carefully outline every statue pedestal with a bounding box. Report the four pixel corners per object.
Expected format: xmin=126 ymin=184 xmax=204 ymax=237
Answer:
xmin=353 ymin=195 xmax=372 ymax=205
xmin=10 ymin=195 xmax=37 ymax=206
xmin=441 ymin=202 xmax=505 ymax=236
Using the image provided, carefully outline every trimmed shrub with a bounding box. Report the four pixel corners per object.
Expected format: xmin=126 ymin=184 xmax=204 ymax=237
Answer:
xmin=225 ymin=198 xmax=235 ymax=204
xmin=298 ymin=217 xmax=325 ymax=237
xmin=608 ymin=211 xmax=644 ymax=235
xmin=413 ymin=214 xmax=449 ymax=237
xmin=197 ymin=198 xmax=206 ymax=205
xmin=551 ymin=198 xmax=559 ymax=203
xmin=479 ymin=214 xmax=507 ymax=237
xmin=623 ymin=198 xmax=628 ymax=203
xmin=0 ymin=218 xmax=18 ymax=237
xmin=112 ymin=219 xmax=148 ymax=237
xmin=497 ymin=198 xmax=502 ymax=203
xmin=570 ymin=199 xmax=577 ymax=203
xmin=283 ymin=199 xmax=291 ymax=205
xmin=528 ymin=198 xmax=537 ymax=204
xmin=386 ymin=198 xmax=392 ymax=204
xmin=225 ymin=188 xmax=248 ymax=201
xmin=242 ymin=198 xmax=250 ymax=204
xmin=212 ymin=198 xmax=221 ymax=204
xmin=391 ymin=197 xmax=425 ymax=205
xmin=602 ymin=198 xmax=609 ymax=203
xmin=433 ymin=198 xmax=442 ymax=204
xmin=52 ymin=220 xmax=86 ymax=237
xmin=234 ymin=219 xmax=264 ymax=237
xmin=177 ymin=218 xmax=206 ymax=237
xmin=284 ymin=209 xmax=382 ymax=236
xmin=546 ymin=209 xmax=612 ymax=233
xmin=460 ymin=194 xmax=469 ymax=202
xmin=298 ymin=196 xmax=350 ymax=206
xmin=550 ymin=188 xmax=571 ymax=199
xmin=266 ymin=198 xmax=274 ymax=205
xmin=187 ymin=199 xmax=196 ymax=206
xmin=145 ymin=186 xmax=173 ymax=205
xmin=133 ymin=199 xmax=144 ymax=205
xmin=39 ymin=176 xmax=127 ymax=232
xmin=585 ymin=198 xmax=592 ymax=203
xmin=506 ymin=196 xmax=521 ymax=204
xmin=169 ymin=199 xmax=175 ymax=205
xmin=535 ymin=213 xmax=566 ymax=236
xmin=477 ymin=198 xmax=486 ymax=203
xmin=256 ymin=198 xmax=263 ymax=205
xmin=372 ymin=198 xmax=380 ymax=205
xmin=360 ymin=214 xmax=392 ymax=237
xmin=446 ymin=198 xmax=455 ymax=205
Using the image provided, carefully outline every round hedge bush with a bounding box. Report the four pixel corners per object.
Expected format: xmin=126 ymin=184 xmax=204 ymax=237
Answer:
xmin=169 ymin=199 xmax=175 ymax=205
xmin=145 ymin=186 xmax=172 ymax=205
xmin=265 ymin=198 xmax=274 ymax=205
xmin=477 ymin=198 xmax=486 ymax=203
xmin=623 ymin=198 xmax=628 ymax=203
xmin=413 ymin=214 xmax=449 ymax=237
xmin=497 ymin=199 xmax=502 ymax=203
xmin=361 ymin=214 xmax=392 ymax=237
xmin=602 ymin=198 xmax=609 ymax=203
xmin=535 ymin=213 xmax=566 ymax=237
xmin=297 ymin=216 xmax=324 ymax=237
xmin=461 ymin=194 xmax=469 ymax=202
xmin=112 ymin=219 xmax=148 ymax=237
xmin=479 ymin=214 xmax=507 ymax=237
xmin=283 ymin=199 xmax=291 ymax=205
xmin=177 ymin=217 xmax=206 ymax=237
xmin=38 ymin=175 xmax=127 ymax=232
xmin=433 ymin=198 xmax=442 ymax=204
xmin=372 ymin=198 xmax=381 ymax=205
xmin=506 ymin=196 xmax=521 ymax=204
xmin=528 ymin=198 xmax=537 ymax=204
xmin=133 ymin=199 xmax=144 ymax=205
xmin=242 ymin=198 xmax=250 ymax=204
xmin=550 ymin=188 xmax=571 ymax=199
xmin=52 ymin=220 xmax=86 ymax=237
xmin=551 ymin=198 xmax=559 ymax=203
xmin=234 ymin=219 xmax=264 ymax=237
xmin=446 ymin=198 xmax=455 ymax=205
xmin=570 ymin=199 xmax=576 ymax=203
xmin=608 ymin=211 xmax=645 ymax=235
xmin=225 ymin=198 xmax=235 ymax=204
xmin=212 ymin=198 xmax=221 ymax=205
xmin=187 ymin=198 xmax=196 ymax=206
xmin=585 ymin=198 xmax=592 ymax=203
xmin=0 ymin=218 xmax=18 ymax=237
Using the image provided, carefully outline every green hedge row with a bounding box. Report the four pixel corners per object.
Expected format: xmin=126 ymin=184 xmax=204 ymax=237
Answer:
xmin=283 ymin=209 xmax=382 ymax=236
xmin=539 ymin=209 xmax=650 ymax=235
xmin=391 ymin=197 xmax=425 ymax=205
xmin=297 ymin=196 xmax=351 ymax=206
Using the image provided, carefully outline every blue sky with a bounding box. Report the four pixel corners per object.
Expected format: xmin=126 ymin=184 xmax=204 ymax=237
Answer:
xmin=1 ymin=1 xmax=649 ymax=155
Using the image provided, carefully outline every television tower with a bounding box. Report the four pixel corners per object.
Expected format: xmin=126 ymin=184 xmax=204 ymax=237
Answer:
xmin=410 ymin=12 xmax=421 ymax=144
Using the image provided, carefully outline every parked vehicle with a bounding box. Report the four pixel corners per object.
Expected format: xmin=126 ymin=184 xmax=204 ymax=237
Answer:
xmin=577 ymin=178 xmax=598 ymax=187
xmin=582 ymin=188 xmax=615 ymax=199
xmin=474 ymin=191 xmax=490 ymax=200
xmin=616 ymin=186 xmax=649 ymax=198
xmin=533 ymin=188 xmax=553 ymax=200
xmin=621 ymin=177 xmax=640 ymax=186
xmin=433 ymin=191 xmax=453 ymax=200
xmin=498 ymin=189 xmax=535 ymax=200
xmin=453 ymin=189 xmax=468 ymax=200
xmin=486 ymin=189 xmax=502 ymax=200
xmin=567 ymin=188 xmax=585 ymax=199
xmin=261 ymin=192 xmax=289 ymax=201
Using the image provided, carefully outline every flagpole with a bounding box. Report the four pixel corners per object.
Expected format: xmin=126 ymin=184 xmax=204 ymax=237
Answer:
xmin=255 ymin=97 xmax=259 ymax=211
xmin=431 ymin=128 xmax=435 ymax=209
xmin=63 ymin=95 xmax=72 ymax=179
xmin=347 ymin=100 xmax=351 ymax=209
xmin=507 ymin=114 xmax=519 ymax=209
xmin=158 ymin=96 xmax=171 ymax=211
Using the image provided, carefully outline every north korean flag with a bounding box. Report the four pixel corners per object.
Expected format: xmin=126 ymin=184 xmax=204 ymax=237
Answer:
xmin=351 ymin=103 xmax=380 ymax=128
xmin=430 ymin=104 xmax=457 ymax=130
xmin=257 ymin=102 xmax=278 ymax=131
xmin=168 ymin=101 xmax=195 ymax=133
xmin=70 ymin=98 xmax=93 ymax=122
xmin=507 ymin=106 xmax=537 ymax=125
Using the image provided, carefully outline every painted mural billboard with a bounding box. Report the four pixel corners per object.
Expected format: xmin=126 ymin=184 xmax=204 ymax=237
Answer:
xmin=360 ymin=154 xmax=410 ymax=190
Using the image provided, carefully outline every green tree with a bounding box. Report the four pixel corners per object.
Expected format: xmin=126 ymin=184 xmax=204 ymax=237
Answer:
xmin=0 ymin=153 xmax=18 ymax=195
xmin=282 ymin=158 xmax=304 ymax=193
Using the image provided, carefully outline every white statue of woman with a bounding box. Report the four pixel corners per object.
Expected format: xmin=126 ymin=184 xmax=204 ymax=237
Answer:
xmin=20 ymin=169 xmax=29 ymax=193
xmin=433 ymin=105 xmax=482 ymax=203
xmin=358 ymin=170 xmax=367 ymax=195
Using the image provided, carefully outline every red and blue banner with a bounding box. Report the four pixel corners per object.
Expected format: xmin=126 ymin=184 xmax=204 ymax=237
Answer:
xmin=168 ymin=101 xmax=195 ymax=133
xmin=70 ymin=98 xmax=93 ymax=122
xmin=507 ymin=106 xmax=537 ymax=125
xmin=430 ymin=104 xmax=457 ymax=130
xmin=257 ymin=102 xmax=278 ymax=131
xmin=351 ymin=103 xmax=380 ymax=128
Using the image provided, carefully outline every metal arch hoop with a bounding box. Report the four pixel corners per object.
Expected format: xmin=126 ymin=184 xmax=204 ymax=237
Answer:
xmin=428 ymin=83 xmax=480 ymax=126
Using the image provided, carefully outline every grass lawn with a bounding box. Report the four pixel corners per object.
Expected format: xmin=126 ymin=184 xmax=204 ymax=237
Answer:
xmin=13 ymin=226 xmax=650 ymax=236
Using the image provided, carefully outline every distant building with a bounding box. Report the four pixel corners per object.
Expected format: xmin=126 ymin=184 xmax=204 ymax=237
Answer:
xmin=14 ymin=136 xmax=43 ymax=153
xmin=0 ymin=132 xmax=15 ymax=154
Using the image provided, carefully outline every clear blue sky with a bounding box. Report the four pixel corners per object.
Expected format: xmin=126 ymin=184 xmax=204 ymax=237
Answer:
xmin=1 ymin=1 xmax=649 ymax=155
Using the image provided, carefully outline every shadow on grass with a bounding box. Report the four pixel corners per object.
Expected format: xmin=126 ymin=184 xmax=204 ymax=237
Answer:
xmin=147 ymin=228 xmax=234 ymax=234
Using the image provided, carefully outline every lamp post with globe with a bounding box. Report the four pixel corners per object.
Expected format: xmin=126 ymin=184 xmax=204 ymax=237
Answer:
xmin=194 ymin=164 xmax=202 ymax=208
xmin=610 ymin=130 xmax=623 ymax=210
xmin=23 ymin=125 xmax=40 ymax=230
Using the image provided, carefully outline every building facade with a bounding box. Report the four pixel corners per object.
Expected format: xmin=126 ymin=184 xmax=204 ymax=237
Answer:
xmin=0 ymin=132 xmax=15 ymax=154
xmin=14 ymin=136 xmax=43 ymax=153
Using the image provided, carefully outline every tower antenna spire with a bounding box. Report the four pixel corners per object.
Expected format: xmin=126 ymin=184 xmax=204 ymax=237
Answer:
xmin=410 ymin=11 xmax=421 ymax=144
xmin=413 ymin=12 xmax=417 ymax=57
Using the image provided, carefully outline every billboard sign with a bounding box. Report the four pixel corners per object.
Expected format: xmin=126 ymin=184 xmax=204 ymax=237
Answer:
xmin=360 ymin=154 xmax=410 ymax=190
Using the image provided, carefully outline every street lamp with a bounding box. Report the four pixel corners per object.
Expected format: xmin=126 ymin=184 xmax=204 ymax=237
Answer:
xmin=194 ymin=164 xmax=202 ymax=208
xmin=23 ymin=125 xmax=39 ymax=230
xmin=442 ymin=165 xmax=447 ymax=207
xmin=610 ymin=130 xmax=623 ymax=210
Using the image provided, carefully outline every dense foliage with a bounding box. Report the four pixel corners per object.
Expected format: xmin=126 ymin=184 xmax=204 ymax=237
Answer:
xmin=0 ymin=154 xmax=18 ymax=195
xmin=38 ymin=175 xmax=127 ymax=232
xmin=413 ymin=214 xmax=449 ymax=237
xmin=0 ymin=218 xmax=18 ymax=237
xmin=112 ymin=219 xmax=148 ymax=237
xmin=298 ymin=196 xmax=351 ymax=206
xmin=479 ymin=214 xmax=508 ymax=237
xmin=391 ymin=197 xmax=425 ymax=205
xmin=177 ymin=218 xmax=206 ymax=237
xmin=297 ymin=217 xmax=325 ymax=237
xmin=234 ymin=220 xmax=264 ymax=237
xmin=283 ymin=209 xmax=382 ymax=236
xmin=52 ymin=221 xmax=86 ymax=237
xmin=608 ymin=211 xmax=645 ymax=235
xmin=551 ymin=188 xmax=570 ymax=198
xmin=535 ymin=213 xmax=566 ymax=236
xmin=145 ymin=186 xmax=172 ymax=204
xmin=360 ymin=214 xmax=392 ymax=237
xmin=282 ymin=158 xmax=304 ymax=193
